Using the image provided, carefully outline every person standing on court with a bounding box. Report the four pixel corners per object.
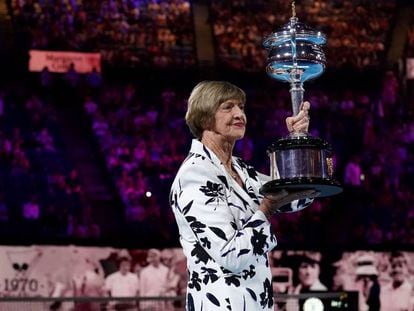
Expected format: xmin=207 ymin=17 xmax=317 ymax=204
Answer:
xmin=170 ymin=81 xmax=316 ymax=310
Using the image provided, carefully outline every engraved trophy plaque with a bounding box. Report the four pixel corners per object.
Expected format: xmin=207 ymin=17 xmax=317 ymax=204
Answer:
xmin=260 ymin=2 xmax=342 ymax=212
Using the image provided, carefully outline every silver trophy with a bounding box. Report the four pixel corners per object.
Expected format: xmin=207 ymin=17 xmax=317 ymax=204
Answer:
xmin=260 ymin=2 xmax=342 ymax=212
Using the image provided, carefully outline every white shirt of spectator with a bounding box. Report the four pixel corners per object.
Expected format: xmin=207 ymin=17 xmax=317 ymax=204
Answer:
xmin=293 ymin=279 xmax=328 ymax=294
xmin=105 ymin=271 xmax=139 ymax=297
xmin=139 ymin=264 xmax=169 ymax=296
xmin=380 ymin=279 xmax=413 ymax=311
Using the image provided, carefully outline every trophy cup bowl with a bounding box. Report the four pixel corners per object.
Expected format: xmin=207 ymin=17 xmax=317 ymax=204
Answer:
xmin=260 ymin=16 xmax=342 ymax=212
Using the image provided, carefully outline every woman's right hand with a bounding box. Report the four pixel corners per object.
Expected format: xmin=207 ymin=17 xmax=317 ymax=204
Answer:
xmin=285 ymin=101 xmax=310 ymax=133
xmin=259 ymin=189 xmax=318 ymax=219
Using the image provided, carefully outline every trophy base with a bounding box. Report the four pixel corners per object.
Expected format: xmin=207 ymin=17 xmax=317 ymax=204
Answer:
xmin=260 ymin=177 xmax=343 ymax=198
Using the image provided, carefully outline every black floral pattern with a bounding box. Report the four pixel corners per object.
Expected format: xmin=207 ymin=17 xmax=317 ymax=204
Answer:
xmin=191 ymin=152 xmax=205 ymax=161
xmin=221 ymin=268 xmax=242 ymax=287
xmin=259 ymin=278 xmax=273 ymax=309
xmin=181 ymin=200 xmax=193 ymax=215
xmin=225 ymin=298 xmax=232 ymax=310
xmin=246 ymin=288 xmax=257 ymax=302
xmin=199 ymin=181 xmax=225 ymax=204
xmin=169 ymin=192 xmax=176 ymax=208
xmin=200 ymin=236 xmax=211 ymax=249
xmin=188 ymin=271 xmax=202 ymax=291
xmin=236 ymin=158 xmax=259 ymax=181
xmin=244 ymin=219 xmax=265 ymax=228
xmin=209 ymin=226 xmax=228 ymax=241
xmin=191 ymin=243 xmax=212 ymax=265
xmin=203 ymin=145 xmax=211 ymax=159
xmin=251 ymin=228 xmax=269 ymax=256
xmin=206 ymin=293 xmax=220 ymax=306
xmin=222 ymin=247 xmax=236 ymax=257
xmin=237 ymin=249 xmax=250 ymax=257
xmin=218 ymin=175 xmax=229 ymax=189
xmin=236 ymin=231 xmax=244 ymax=237
xmin=228 ymin=202 xmax=245 ymax=212
xmin=242 ymin=265 xmax=256 ymax=280
xmin=224 ymin=274 xmax=241 ymax=287
xmin=186 ymin=215 xmax=206 ymax=234
xmin=201 ymin=267 xmax=219 ymax=285
xmin=246 ymin=184 xmax=261 ymax=205
xmin=187 ymin=293 xmax=195 ymax=311
xmin=232 ymin=190 xmax=249 ymax=211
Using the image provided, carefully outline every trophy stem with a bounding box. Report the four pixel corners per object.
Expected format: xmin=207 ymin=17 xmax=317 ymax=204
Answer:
xmin=290 ymin=81 xmax=304 ymax=116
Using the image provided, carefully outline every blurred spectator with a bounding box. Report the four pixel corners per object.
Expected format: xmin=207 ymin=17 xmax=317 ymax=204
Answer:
xmin=64 ymin=63 xmax=79 ymax=86
xmin=139 ymin=249 xmax=168 ymax=310
xmin=105 ymin=257 xmax=139 ymax=309
xmin=160 ymin=249 xmax=180 ymax=311
xmin=40 ymin=66 xmax=53 ymax=89
xmin=380 ymin=252 xmax=414 ymax=311
xmin=22 ymin=195 xmax=40 ymax=220
xmin=71 ymin=207 xmax=101 ymax=239
xmin=92 ymin=112 xmax=109 ymax=138
xmin=0 ymin=91 xmax=4 ymax=124
xmin=84 ymin=96 xmax=98 ymax=115
xmin=293 ymin=252 xmax=327 ymax=294
xmin=75 ymin=263 xmax=105 ymax=310
xmin=36 ymin=127 xmax=56 ymax=152
xmin=344 ymin=155 xmax=363 ymax=186
xmin=66 ymin=169 xmax=82 ymax=195
xmin=381 ymin=70 xmax=399 ymax=120
xmin=354 ymin=254 xmax=381 ymax=311
xmin=0 ymin=192 xmax=8 ymax=222
xmin=85 ymin=67 xmax=102 ymax=89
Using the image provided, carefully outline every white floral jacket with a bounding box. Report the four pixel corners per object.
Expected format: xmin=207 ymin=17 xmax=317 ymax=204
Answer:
xmin=170 ymin=139 xmax=312 ymax=311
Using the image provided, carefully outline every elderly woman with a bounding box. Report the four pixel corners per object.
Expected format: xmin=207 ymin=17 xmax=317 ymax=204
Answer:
xmin=170 ymin=81 xmax=316 ymax=310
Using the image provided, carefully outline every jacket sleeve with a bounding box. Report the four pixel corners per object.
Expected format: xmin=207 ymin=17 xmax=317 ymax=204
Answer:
xmin=257 ymin=172 xmax=314 ymax=212
xmin=171 ymin=162 xmax=277 ymax=274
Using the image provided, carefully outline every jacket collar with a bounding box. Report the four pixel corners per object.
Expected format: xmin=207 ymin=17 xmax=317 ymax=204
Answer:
xmin=189 ymin=139 xmax=224 ymax=167
xmin=189 ymin=139 xmax=260 ymax=209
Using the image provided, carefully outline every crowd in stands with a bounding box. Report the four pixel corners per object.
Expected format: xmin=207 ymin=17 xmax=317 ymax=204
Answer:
xmin=210 ymin=0 xmax=396 ymax=71
xmin=0 ymin=79 xmax=100 ymax=241
xmin=9 ymin=0 xmax=196 ymax=68
xmin=82 ymin=75 xmax=189 ymax=243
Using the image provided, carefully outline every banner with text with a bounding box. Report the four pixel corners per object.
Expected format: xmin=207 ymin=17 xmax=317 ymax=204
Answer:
xmin=29 ymin=50 xmax=101 ymax=73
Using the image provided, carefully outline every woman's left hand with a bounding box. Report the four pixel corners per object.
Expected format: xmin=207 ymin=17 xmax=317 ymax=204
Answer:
xmin=286 ymin=101 xmax=310 ymax=133
xmin=260 ymin=189 xmax=318 ymax=219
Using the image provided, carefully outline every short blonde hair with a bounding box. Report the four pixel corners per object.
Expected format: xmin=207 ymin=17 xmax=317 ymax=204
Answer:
xmin=185 ymin=81 xmax=246 ymax=139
